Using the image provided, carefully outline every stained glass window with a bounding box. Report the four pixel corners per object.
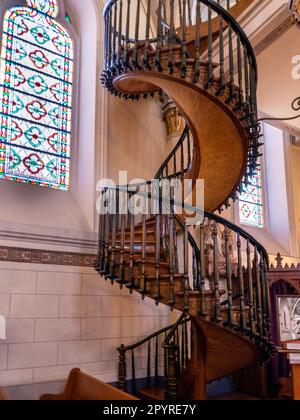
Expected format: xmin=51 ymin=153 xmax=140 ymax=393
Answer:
xmin=239 ymin=161 xmax=264 ymax=228
xmin=0 ymin=0 xmax=73 ymax=190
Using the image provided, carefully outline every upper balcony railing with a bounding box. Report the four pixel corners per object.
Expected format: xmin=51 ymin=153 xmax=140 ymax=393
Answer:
xmin=102 ymin=0 xmax=260 ymax=181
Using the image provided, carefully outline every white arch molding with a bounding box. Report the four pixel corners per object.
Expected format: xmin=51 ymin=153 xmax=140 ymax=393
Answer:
xmin=0 ymin=0 xmax=108 ymax=252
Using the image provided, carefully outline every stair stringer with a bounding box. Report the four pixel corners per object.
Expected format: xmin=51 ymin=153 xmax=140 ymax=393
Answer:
xmin=114 ymin=70 xmax=249 ymax=212
xmin=195 ymin=317 xmax=258 ymax=381
xmin=176 ymin=316 xmax=259 ymax=400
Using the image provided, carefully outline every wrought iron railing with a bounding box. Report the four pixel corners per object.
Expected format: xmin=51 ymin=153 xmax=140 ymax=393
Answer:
xmin=97 ymin=1 xmax=274 ymax=399
xmin=155 ymin=124 xmax=192 ymax=180
xmin=117 ymin=313 xmax=191 ymax=399
xmin=101 ymin=0 xmax=261 ymax=204
xmin=96 ymin=178 xmax=271 ymax=343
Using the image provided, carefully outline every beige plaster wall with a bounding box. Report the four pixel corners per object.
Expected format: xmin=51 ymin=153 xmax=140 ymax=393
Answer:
xmin=257 ymin=25 xmax=300 ymax=130
xmin=290 ymin=145 xmax=300 ymax=254
xmin=107 ymin=96 xmax=167 ymax=182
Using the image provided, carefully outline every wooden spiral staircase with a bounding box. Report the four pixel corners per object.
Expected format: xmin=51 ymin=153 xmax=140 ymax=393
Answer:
xmin=97 ymin=0 xmax=273 ymax=400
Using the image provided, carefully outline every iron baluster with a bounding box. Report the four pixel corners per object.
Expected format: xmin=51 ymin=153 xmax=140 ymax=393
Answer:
xmin=139 ymin=211 xmax=147 ymax=297
xmin=154 ymin=212 xmax=161 ymax=304
xmin=133 ymin=0 xmax=141 ymax=68
xmin=254 ymin=247 xmax=263 ymax=336
xmin=247 ymin=239 xmax=255 ymax=333
xmin=143 ymin=0 xmax=151 ymax=69
xmin=224 ymin=226 xmax=234 ymax=326
xmin=213 ymin=222 xmax=221 ymax=323
xmin=128 ymin=192 xmax=136 ymax=291
xmin=237 ymin=233 xmax=246 ymax=331
xmin=112 ymin=2 xmax=118 ymax=67
xmin=181 ymin=0 xmax=188 ymax=78
xmin=168 ymin=0 xmax=175 ymax=74
xmin=117 ymin=0 xmax=123 ymax=67
xmin=206 ymin=5 xmax=213 ymax=87
xmin=199 ymin=223 xmax=206 ymax=317
xmin=183 ymin=217 xmax=190 ymax=313
xmin=156 ymin=0 xmax=163 ymax=71
xmin=124 ymin=0 xmax=131 ymax=69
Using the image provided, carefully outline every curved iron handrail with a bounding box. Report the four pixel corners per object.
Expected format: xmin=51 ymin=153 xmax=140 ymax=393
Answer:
xmin=103 ymin=0 xmax=258 ymax=82
xmin=101 ymin=0 xmax=261 ymax=206
xmin=197 ymin=0 xmax=257 ymax=81
xmin=118 ymin=315 xmax=190 ymax=353
xmin=155 ymin=124 xmax=190 ymax=179
xmin=99 ymin=183 xmax=269 ymax=264
xmin=163 ymin=312 xmax=188 ymax=348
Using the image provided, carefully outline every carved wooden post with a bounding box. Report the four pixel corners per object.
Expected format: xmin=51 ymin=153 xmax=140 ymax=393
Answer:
xmin=166 ymin=344 xmax=178 ymax=401
xmin=117 ymin=345 xmax=127 ymax=390
xmin=191 ymin=320 xmax=207 ymax=400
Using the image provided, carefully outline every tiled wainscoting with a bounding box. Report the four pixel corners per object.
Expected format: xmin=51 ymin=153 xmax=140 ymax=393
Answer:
xmin=0 ymin=261 xmax=172 ymax=399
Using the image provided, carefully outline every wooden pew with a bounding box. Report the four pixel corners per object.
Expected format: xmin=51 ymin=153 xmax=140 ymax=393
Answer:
xmin=0 ymin=386 xmax=11 ymax=400
xmin=40 ymin=369 xmax=139 ymax=401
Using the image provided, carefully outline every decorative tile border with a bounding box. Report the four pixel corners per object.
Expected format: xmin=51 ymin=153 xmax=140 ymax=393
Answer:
xmin=0 ymin=246 xmax=96 ymax=267
xmin=254 ymin=17 xmax=293 ymax=56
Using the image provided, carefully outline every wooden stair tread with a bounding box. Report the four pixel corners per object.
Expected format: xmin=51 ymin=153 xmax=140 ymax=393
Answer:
xmin=117 ymin=259 xmax=170 ymax=268
xmin=173 ymin=58 xmax=218 ymax=67
xmin=114 ymin=240 xmax=156 ymax=245
xmin=176 ymin=290 xmax=226 ymax=297
xmin=177 ymin=0 xmax=256 ymax=44
xmin=138 ymin=388 xmax=260 ymax=401
xmin=110 ymin=247 xmax=156 ymax=254
xmin=209 ymin=392 xmax=260 ymax=401
xmin=138 ymin=387 xmax=167 ymax=401
xmin=143 ymin=274 xmax=184 ymax=280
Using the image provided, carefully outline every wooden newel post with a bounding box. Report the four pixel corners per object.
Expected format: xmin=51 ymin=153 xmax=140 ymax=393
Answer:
xmin=166 ymin=344 xmax=178 ymax=400
xmin=118 ymin=345 xmax=127 ymax=390
xmin=291 ymin=364 xmax=300 ymax=400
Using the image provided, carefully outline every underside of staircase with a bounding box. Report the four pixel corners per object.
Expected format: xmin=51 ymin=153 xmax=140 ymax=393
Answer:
xmin=97 ymin=0 xmax=273 ymax=400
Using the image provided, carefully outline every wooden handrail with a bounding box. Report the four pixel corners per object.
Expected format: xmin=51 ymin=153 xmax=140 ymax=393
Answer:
xmin=117 ymin=316 xmax=190 ymax=353
xmin=163 ymin=313 xmax=188 ymax=348
xmin=117 ymin=315 xmax=191 ymax=392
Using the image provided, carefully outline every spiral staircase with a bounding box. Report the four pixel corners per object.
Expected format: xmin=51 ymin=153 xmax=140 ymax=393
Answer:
xmin=97 ymin=0 xmax=273 ymax=400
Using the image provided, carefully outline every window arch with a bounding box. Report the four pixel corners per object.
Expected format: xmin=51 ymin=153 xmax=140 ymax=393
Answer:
xmin=0 ymin=0 xmax=74 ymax=190
xmin=239 ymin=159 xmax=264 ymax=228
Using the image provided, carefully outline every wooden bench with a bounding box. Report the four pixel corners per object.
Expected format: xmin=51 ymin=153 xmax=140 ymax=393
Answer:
xmin=0 ymin=386 xmax=11 ymax=400
xmin=40 ymin=368 xmax=139 ymax=401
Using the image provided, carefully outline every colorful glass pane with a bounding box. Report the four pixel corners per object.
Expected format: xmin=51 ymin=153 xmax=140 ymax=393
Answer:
xmin=0 ymin=0 xmax=73 ymax=190
xmin=26 ymin=0 xmax=59 ymax=18
xmin=239 ymin=162 xmax=264 ymax=228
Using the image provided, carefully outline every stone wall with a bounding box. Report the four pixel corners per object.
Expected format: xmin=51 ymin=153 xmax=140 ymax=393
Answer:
xmin=0 ymin=261 xmax=171 ymax=399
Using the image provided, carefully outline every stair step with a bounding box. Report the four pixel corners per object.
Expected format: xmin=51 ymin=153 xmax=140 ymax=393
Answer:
xmin=173 ymin=58 xmax=218 ymax=67
xmin=175 ymin=290 xmax=226 ymax=297
xmin=110 ymin=257 xmax=170 ymax=268
xmin=138 ymin=387 xmax=167 ymax=401
xmin=143 ymin=274 xmax=184 ymax=281
xmin=115 ymin=230 xmax=155 ymax=238
xmin=209 ymin=392 xmax=260 ymax=401
xmin=114 ymin=240 xmax=157 ymax=246
xmin=109 ymin=247 xmax=156 ymax=255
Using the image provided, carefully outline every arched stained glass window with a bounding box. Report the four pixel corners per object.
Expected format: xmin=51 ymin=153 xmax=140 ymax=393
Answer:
xmin=0 ymin=0 xmax=73 ymax=190
xmin=239 ymin=160 xmax=264 ymax=228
